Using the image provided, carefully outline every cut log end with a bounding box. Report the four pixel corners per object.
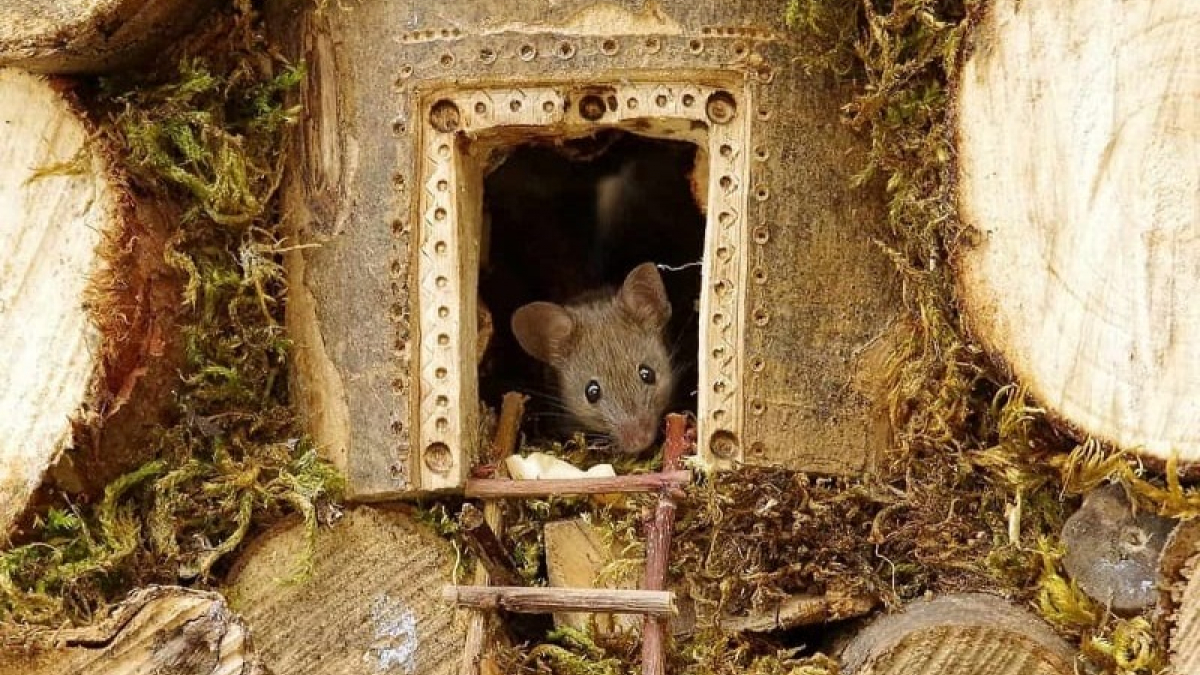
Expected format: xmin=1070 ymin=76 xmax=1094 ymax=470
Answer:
xmin=840 ymin=594 xmax=1077 ymax=675
xmin=956 ymin=0 xmax=1200 ymax=461
xmin=0 ymin=0 xmax=221 ymax=73
xmin=0 ymin=68 xmax=113 ymax=537
xmin=0 ymin=67 xmax=179 ymax=539
xmin=224 ymin=506 xmax=466 ymax=675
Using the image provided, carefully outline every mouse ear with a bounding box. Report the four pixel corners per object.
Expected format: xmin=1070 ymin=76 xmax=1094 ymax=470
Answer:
xmin=511 ymin=302 xmax=577 ymax=365
xmin=617 ymin=262 xmax=671 ymax=330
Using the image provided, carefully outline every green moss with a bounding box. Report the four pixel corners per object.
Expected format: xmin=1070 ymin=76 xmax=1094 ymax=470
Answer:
xmin=0 ymin=2 xmax=340 ymax=629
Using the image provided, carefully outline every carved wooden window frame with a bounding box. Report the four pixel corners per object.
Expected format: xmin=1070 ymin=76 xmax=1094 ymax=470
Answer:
xmin=412 ymin=77 xmax=751 ymax=490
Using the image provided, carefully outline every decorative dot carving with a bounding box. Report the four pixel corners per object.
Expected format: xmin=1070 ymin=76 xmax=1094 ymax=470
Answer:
xmin=415 ymin=80 xmax=752 ymax=479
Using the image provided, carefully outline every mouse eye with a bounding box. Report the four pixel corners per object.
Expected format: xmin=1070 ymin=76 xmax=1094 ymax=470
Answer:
xmin=638 ymin=365 xmax=656 ymax=385
xmin=585 ymin=379 xmax=602 ymax=404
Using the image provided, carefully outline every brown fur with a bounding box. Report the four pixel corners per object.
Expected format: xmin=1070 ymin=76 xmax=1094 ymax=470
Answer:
xmin=511 ymin=263 xmax=675 ymax=453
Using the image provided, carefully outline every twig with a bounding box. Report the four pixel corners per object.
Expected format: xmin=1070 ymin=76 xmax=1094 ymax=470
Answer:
xmin=460 ymin=392 xmax=527 ymax=675
xmin=489 ymin=392 xmax=528 ymax=467
xmin=719 ymin=593 xmax=877 ymax=633
xmin=465 ymin=471 xmax=691 ymax=499
xmin=459 ymin=503 xmax=520 ymax=587
xmin=642 ymin=414 xmax=692 ymax=675
xmin=444 ymin=586 xmax=676 ymax=616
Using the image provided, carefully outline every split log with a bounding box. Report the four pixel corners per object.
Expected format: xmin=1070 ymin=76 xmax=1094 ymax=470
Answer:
xmin=0 ymin=0 xmax=219 ymax=73
xmin=1061 ymin=483 xmax=1174 ymax=613
xmin=956 ymin=0 xmax=1200 ymax=461
xmin=544 ymin=518 xmax=697 ymax=637
xmin=224 ymin=506 xmax=466 ymax=675
xmin=0 ymin=67 xmax=177 ymax=539
xmin=0 ymin=586 xmax=262 ymax=675
xmin=1157 ymin=518 xmax=1200 ymax=672
xmin=545 ymin=518 xmax=645 ymax=635
xmin=840 ymin=594 xmax=1077 ymax=675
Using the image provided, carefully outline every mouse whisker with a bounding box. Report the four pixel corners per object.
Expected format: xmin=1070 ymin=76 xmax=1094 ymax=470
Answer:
xmin=585 ymin=435 xmax=616 ymax=452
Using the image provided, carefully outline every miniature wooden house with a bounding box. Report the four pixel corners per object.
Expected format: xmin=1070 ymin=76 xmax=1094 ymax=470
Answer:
xmin=275 ymin=0 xmax=898 ymax=498
xmin=4 ymin=0 xmax=1200 ymax=672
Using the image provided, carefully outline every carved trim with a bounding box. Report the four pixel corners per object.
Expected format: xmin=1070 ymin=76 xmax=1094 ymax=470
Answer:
xmin=413 ymin=77 xmax=752 ymax=484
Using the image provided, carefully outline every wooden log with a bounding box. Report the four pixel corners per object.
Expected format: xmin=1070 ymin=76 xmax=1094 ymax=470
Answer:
xmin=1061 ymin=483 xmax=1175 ymax=613
xmin=0 ymin=586 xmax=263 ymax=675
xmin=0 ymin=67 xmax=176 ymax=539
xmin=544 ymin=517 xmax=698 ymax=637
xmin=839 ymin=594 xmax=1077 ymax=675
xmin=1157 ymin=518 xmax=1200 ymax=671
xmin=224 ymin=506 xmax=466 ymax=675
xmin=0 ymin=0 xmax=219 ymax=73
xmin=465 ymin=471 xmax=691 ymax=499
xmin=443 ymin=586 xmax=675 ymax=617
xmin=956 ymin=0 xmax=1200 ymax=461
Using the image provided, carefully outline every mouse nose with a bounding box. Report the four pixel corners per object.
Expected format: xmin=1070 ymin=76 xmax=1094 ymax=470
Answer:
xmin=616 ymin=419 xmax=659 ymax=453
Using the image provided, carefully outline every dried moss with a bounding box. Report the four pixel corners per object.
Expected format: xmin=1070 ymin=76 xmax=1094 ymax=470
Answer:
xmin=0 ymin=1 xmax=340 ymax=630
xmin=494 ymin=626 xmax=633 ymax=675
xmin=1032 ymin=536 xmax=1167 ymax=674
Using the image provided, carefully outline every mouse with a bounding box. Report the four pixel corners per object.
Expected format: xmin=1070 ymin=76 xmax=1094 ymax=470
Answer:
xmin=510 ymin=262 xmax=675 ymax=454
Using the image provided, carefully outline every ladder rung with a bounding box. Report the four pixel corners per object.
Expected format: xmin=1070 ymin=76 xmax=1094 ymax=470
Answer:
xmin=444 ymin=585 xmax=676 ymax=616
xmin=464 ymin=470 xmax=691 ymax=499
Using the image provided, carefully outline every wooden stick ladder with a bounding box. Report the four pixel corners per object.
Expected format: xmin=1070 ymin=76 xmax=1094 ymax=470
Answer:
xmin=446 ymin=395 xmax=692 ymax=675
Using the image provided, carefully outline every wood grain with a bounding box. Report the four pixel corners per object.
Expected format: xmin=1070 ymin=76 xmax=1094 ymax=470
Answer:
xmin=0 ymin=0 xmax=218 ymax=73
xmin=0 ymin=587 xmax=262 ymax=675
xmin=840 ymin=594 xmax=1076 ymax=675
xmin=225 ymin=507 xmax=466 ymax=675
xmin=0 ymin=68 xmax=110 ymax=537
xmin=444 ymin=586 xmax=675 ymax=617
xmin=957 ymin=0 xmax=1200 ymax=460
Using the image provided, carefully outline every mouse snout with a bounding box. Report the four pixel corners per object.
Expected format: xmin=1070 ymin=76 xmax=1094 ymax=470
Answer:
xmin=614 ymin=416 xmax=660 ymax=454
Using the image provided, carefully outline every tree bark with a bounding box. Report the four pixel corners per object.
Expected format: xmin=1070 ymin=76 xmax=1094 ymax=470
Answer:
xmin=1157 ymin=518 xmax=1200 ymax=672
xmin=956 ymin=0 xmax=1200 ymax=461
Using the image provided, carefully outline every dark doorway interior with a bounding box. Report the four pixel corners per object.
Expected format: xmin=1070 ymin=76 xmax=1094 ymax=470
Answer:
xmin=477 ymin=130 xmax=705 ymax=448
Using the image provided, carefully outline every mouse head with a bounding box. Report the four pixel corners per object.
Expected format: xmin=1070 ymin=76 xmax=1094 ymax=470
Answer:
xmin=511 ymin=262 xmax=675 ymax=453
